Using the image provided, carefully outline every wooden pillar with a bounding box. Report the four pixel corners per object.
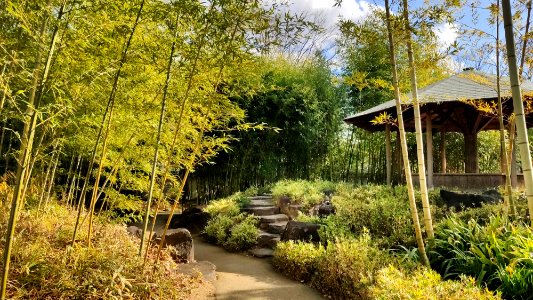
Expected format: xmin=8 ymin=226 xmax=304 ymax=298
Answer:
xmin=426 ymin=117 xmax=434 ymax=189
xmin=464 ymin=131 xmax=479 ymax=173
xmin=385 ymin=124 xmax=392 ymax=185
xmin=440 ymin=129 xmax=446 ymax=174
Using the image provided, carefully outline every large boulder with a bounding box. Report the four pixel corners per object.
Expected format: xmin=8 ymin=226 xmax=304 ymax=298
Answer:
xmin=281 ymin=221 xmax=320 ymax=243
xmin=158 ymin=228 xmax=195 ymax=263
xmin=440 ymin=189 xmax=502 ymax=211
xmin=318 ymin=199 xmax=335 ymax=217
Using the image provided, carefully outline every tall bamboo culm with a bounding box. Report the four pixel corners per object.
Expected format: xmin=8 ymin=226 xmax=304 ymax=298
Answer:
xmin=401 ymin=0 xmax=434 ymax=239
xmin=495 ymin=0 xmax=515 ymax=217
xmin=501 ymin=0 xmax=533 ymax=223
xmin=0 ymin=0 xmax=67 ymax=298
xmin=384 ymin=0 xmax=429 ymax=266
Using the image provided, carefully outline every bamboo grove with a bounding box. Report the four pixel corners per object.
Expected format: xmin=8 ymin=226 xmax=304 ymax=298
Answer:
xmin=0 ymin=0 xmax=313 ymax=296
xmin=3 ymin=0 xmax=533 ymax=295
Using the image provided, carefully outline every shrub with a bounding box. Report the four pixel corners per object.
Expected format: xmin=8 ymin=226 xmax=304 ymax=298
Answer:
xmin=204 ymin=214 xmax=235 ymax=244
xmin=312 ymin=235 xmax=391 ymax=299
xmin=0 ymin=203 xmax=202 ymax=299
xmin=223 ymin=216 xmax=259 ymax=251
xmin=371 ymin=266 xmax=500 ymax=300
xmin=331 ymin=185 xmax=415 ymax=249
xmin=430 ymin=215 xmax=533 ymax=299
xmin=273 ymin=241 xmax=325 ymax=282
xmin=271 ymin=179 xmax=331 ymax=210
xmin=203 ymin=213 xmax=258 ymax=251
xmin=204 ymin=196 xmax=240 ymax=217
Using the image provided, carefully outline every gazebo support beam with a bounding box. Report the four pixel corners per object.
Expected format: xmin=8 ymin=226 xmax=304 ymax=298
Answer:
xmin=426 ymin=116 xmax=434 ymax=189
xmin=464 ymin=131 xmax=479 ymax=173
xmin=440 ymin=129 xmax=446 ymax=173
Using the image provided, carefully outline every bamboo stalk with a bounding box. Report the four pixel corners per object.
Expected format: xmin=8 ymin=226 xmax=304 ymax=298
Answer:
xmin=0 ymin=0 xmax=67 ymax=297
xmin=155 ymin=6 xmax=242 ymax=263
xmin=385 ymin=0 xmax=429 ymax=266
xmin=401 ymin=0 xmax=434 ymax=240
xmin=86 ymin=0 xmax=145 ymax=246
xmin=501 ymin=0 xmax=533 ymax=223
xmin=495 ymin=0 xmax=515 ymax=217
xmin=139 ymin=8 xmax=179 ymax=257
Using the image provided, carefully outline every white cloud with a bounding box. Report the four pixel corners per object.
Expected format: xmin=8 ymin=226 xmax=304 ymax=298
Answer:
xmin=434 ymin=22 xmax=458 ymax=48
xmin=270 ymin=0 xmax=372 ymax=30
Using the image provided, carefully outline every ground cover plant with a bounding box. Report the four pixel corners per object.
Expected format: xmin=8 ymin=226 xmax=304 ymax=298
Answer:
xmin=0 ymin=203 xmax=204 ymax=299
xmin=268 ymin=179 xmax=514 ymax=298
xmin=273 ymin=237 xmax=499 ymax=299
xmin=431 ymin=215 xmax=533 ymax=299
xmin=203 ymin=188 xmax=259 ymax=251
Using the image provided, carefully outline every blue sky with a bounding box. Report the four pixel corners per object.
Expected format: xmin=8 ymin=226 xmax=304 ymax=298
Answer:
xmin=279 ymin=0 xmax=530 ymax=74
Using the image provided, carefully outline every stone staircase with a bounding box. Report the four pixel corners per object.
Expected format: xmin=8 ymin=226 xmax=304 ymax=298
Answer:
xmin=242 ymin=195 xmax=289 ymax=258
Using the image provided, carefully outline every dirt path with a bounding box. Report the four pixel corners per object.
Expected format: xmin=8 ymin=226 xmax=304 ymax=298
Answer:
xmin=194 ymin=238 xmax=324 ymax=300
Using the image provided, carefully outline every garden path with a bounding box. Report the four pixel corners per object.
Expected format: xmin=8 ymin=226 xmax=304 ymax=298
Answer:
xmin=194 ymin=237 xmax=324 ymax=300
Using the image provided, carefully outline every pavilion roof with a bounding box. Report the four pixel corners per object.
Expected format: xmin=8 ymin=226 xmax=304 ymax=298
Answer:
xmin=344 ymin=69 xmax=533 ymax=132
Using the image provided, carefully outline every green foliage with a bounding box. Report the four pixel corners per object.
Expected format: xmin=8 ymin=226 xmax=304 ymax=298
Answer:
xmin=0 ymin=203 xmax=202 ymax=299
xmin=223 ymin=216 xmax=259 ymax=251
xmin=430 ymin=216 xmax=533 ymax=299
xmin=204 ymin=214 xmax=235 ymax=245
xmin=371 ymin=266 xmax=500 ymax=300
xmin=203 ymin=206 xmax=258 ymax=252
xmin=331 ymin=184 xmax=416 ymax=248
xmin=271 ymin=179 xmax=333 ymax=210
xmin=312 ymin=236 xmax=391 ymax=299
xmin=204 ymin=196 xmax=241 ymax=217
xmin=273 ymin=241 xmax=325 ymax=283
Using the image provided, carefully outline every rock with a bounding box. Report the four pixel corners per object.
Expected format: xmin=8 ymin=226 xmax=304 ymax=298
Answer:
xmin=259 ymin=214 xmax=289 ymax=224
xmin=257 ymin=231 xmax=281 ymax=249
xmin=267 ymin=221 xmax=288 ymax=234
xmin=278 ymin=195 xmax=292 ymax=216
xmin=281 ymin=221 xmax=320 ymax=243
xmin=318 ymin=200 xmax=335 ymax=217
xmin=286 ymin=204 xmax=302 ymax=219
xmin=243 ymin=206 xmax=280 ymax=216
xmin=176 ymin=261 xmax=216 ymax=283
xmin=250 ymin=195 xmax=273 ymax=201
xmin=160 ymin=228 xmax=195 ymax=263
xmin=126 ymin=225 xmax=143 ymax=238
xmin=248 ymin=199 xmax=275 ymax=207
xmin=249 ymin=248 xmax=274 ymax=258
xmin=440 ymin=189 xmax=503 ymax=211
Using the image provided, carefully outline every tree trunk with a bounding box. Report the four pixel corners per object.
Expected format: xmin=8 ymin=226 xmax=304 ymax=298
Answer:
xmin=1 ymin=0 xmax=66 ymax=297
xmin=401 ymin=0 xmax=434 ymax=240
xmin=86 ymin=0 xmax=145 ymax=246
xmin=139 ymin=12 xmax=178 ymax=257
xmin=496 ymin=0 xmax=515 ymax=216
xmin=385 ymin=0 xmax=429 ymax=266
xmin=44 ymin=145 xmax=61 ymax=206
xmin=502 ymin=0 xmax=533 ymax=223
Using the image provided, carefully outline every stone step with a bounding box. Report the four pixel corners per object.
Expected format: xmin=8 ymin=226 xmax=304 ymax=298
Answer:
xmin=243 ymin=206 xmax=280 ymax=216
xmin=250 ymin=195 xmax=273 ymax=201
xmin=259 ymin=214 xmax=289 ymax=224
xmin=257 ymin=230 xmax=281 ymax=249
xmin=249 ymin=247 xmax=274 ymax=258
xmin=248 ymin=199 xmax=274 ymax=207
xmin=266 ymin=221 xmax=288 ymax=234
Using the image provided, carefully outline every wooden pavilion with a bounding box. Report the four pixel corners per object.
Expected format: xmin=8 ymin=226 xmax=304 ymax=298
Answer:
xmin=344 ymin=69 xmax=533 ymax=189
